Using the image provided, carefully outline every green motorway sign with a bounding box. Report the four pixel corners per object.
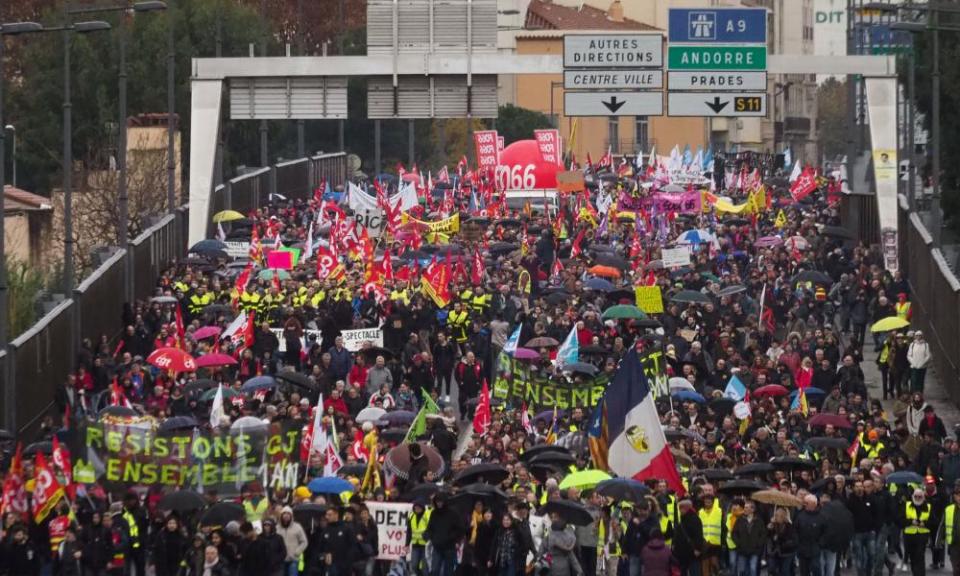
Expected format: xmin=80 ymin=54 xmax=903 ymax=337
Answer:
xmin=668 ymin=45 xmax=766 ymax=71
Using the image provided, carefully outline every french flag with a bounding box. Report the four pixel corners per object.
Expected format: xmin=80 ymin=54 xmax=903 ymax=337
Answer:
xmin=598 ymin=348 xmax=685 ymax=495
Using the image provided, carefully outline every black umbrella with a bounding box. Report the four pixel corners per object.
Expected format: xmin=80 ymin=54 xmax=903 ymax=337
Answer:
xmin=0 ymin=429 xmax=13 ymax=441
xmin=275 ymin=371 xmax=316 ymax=390
xmin=545 ymin=292 xmax=573 ymax=305
xmin=770 ymin=456 xmax=818 ymax=472
xmin=453 ymin=463 xmax=510 ymax=487
xmin=499 ymin=218 xmax=522 ymax=228
xmin=734 ymin=463 xmax=775 ymax=477
xmin=724 ymin=218 xmax=750 ymax=226
xmin=580 ymin=345 xmax=609 ymax=356
xmin=399 ymin=483 xmax=445 ymax=503
xmin=595 ymin=254 xmax=628 ymax=270
xmin=179 ymin=257 xmax=208 ymax=266
xmin=450 ymin=483 xmax=509 ymax=506
xmin=99 ymin=405 xmax=138 ymax=418
xmin=203 ymin=304 xmax=234 ymax=315
xmin=807 ymin=437 xmax=850 ymax=450
xmin=199 ymin=502 xmax=245 ymax=527
xmin=607 ymin=289 xmax=635 ymax=302
xmin=529 ymin=463 xmax=564 ymax=483
xmin=158 ymin=490 xmax=206 ymax=512
xmin=519 ymin=444 xmax=571 ymax=462
xmin=709 ymin=397 xmax=736 ymax=416
xmin=792 ymin=270 xmax=833 ymax=286
xmin=634 ymin=318 xmax=663 ymax=330
xmin=820 ymin=225 xmax=855 ymax=240
xmin=540 ymin=500 xmax=595 ymax=526
xmin=159 ymin=416 xmax=199 ymax=432
xmin=671 ymin=290 xmax=712 ymax=304
xmin=717 ymin=479 xmax=766 ymax=496
xmin=488 ymin=242 xmax=519 ymax=255
xmin=664 ymin=428 xmax=705 ymax=443
xmin=718 ymin=285 xmax=747 ymax=297
xmin=380 ymin=428 xmax=409 ymax=444
xmin=528 ymin=452 xmax=576 ymax=468
xmin=595 ymin=478 xmax=650 ymax=503
xmin=337 ymin=463 xmax=368 ymax=478
xmin=23 ymin=441 xmax=53 ymax=456
xmin=695 ymin=469 xmax=734 ymax=482
xmin=292 ymin=503 xmax=328 ymax=523
xmin=184 ymin=379 xmax=218 ymax=396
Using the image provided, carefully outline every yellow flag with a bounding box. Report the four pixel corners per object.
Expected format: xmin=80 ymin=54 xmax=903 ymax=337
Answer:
xmin=774 ymin=209 xmax=787 ymax=229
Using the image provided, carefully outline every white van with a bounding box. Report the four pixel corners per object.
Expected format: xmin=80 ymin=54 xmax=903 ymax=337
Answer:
xmin=503 ymin=190 xmax=560 ymax=215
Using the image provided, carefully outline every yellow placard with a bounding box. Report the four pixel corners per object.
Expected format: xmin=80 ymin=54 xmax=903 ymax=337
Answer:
xmin=634 ymin=286 xmax=664 ymax=314
xmin=401 ymin=213 xmax=461 ymax=234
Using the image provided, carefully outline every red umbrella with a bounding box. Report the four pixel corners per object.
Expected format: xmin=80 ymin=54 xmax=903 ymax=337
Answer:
xmin=195 ymin=353 xmax=238 ymax=368
xmin=146 ymin=347 xmax=197 ymax=373
xmin=192 ymin=326 xmax=222 ymax=340
xmin=753 ymin=384 xmax=789 ymax=398
xmin=808 ymin=413 xmax=853 ymax=429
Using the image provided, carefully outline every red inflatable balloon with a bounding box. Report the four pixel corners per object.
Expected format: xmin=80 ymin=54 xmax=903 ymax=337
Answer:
xmin=495 ymin=140 xmax=559 ymax=190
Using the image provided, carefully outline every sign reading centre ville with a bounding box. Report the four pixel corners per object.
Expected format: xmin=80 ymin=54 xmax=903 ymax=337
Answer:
xmin=563 ymin=69 xmax=664 ymax=90
xmin=563 ymin=35 xmax=663 ymax=68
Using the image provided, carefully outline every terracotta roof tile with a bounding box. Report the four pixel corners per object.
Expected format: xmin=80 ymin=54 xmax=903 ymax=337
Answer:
xmin=4 ymin=185 xmax=53 ymax=212
xmin=525 ymin=0 xmax=658 ymax=31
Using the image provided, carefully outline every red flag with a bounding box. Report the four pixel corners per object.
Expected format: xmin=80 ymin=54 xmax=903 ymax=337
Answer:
xmin=454 ymin=253 xmax=468 ymax=282
xmin=51 ymin=437 xmax=75 ymax=500
xmin=174 ymin=304 xmax=186 ymax=349
xmin=790 ymin=167 xmax=818 ymax=202
xmin=471 ymin=249 xmax=485 ymax=286
xmin=383 ymin=249 xmax=394 ymax=282
xmin=420 ymin=255 xmax=453 ymax=308
xmin=473 ymin=379 xmax=492 ymax=434
xmin=570 ymin=228 xmax=586 ymax=259
xmin=248 ymin=227 xmax=263 ymax=263
xmin=316 ymin=246 xmax=344 ymax=281
xmin=0 ymin=443 xmax=28 ymax=517
xmin=272 ymin=269 xmax=282 ymax=294
xmin=438 ymin=166 xmax=450 ymax=183
xmin=551 ymin=257 xmax=564 ymax=277
xmin=598 ymin=146 xmax=612 ymax=169
xmin=110 ymin=378 xmax=132 ymax=408
xmin=32 ymin=452 xmax=64 ymax=524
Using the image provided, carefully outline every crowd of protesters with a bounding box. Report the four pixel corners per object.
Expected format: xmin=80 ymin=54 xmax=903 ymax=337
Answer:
xmin=1 ymin=148 xmax=960 ymax=576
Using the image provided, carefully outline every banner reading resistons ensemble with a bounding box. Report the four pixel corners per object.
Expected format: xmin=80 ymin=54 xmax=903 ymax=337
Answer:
xmin=75 ymin=422 xmax=303 ymax=495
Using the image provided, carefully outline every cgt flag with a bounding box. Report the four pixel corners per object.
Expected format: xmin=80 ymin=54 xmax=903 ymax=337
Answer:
xmin=32 ymin=452 xmax=65 ymax=524
xmin=603 ymin=349 xmax=685 ymax=495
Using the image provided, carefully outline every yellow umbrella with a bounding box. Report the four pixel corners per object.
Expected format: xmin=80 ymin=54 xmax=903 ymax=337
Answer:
xmin=212 ymin=210 xmax=245 ymax=223
xmin=870 ymin=316 xmax=909 ymax=333
xmin=558 ymin=469 xmax=612 ymax=491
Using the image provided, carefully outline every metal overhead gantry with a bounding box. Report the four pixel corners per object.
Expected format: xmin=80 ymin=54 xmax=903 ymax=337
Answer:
xmin=189 ymin=30 xmax=897 ymax=246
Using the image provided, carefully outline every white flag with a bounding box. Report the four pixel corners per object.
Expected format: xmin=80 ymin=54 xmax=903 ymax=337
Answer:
xmin=304 ymin=223 xmax=314 ymax=261
xmin=210 ymin=384 xmax=225 ymax=429
xmin=310 ymin=393 xmax=327 ymax=457
xmin=789 ymin=160 xmax=802 ymax=183
xmin=222 ymin=310 xmax=247 ymax=341
xmin=217 ymin=222 xmax=227 ymax=242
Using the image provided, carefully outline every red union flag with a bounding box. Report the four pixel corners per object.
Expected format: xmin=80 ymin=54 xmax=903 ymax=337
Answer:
xmin=32 ymin=452 xmax=64 ymax=524
xmin=1 ymin=443 xmax=28 ymax=516
xmin=420 ymin=256 xmax=452 ymax=308
xmin=790 ymin=167 xmax=818 ymax=202
xmin=51 ymin=437 xmax=75 ymax=500
xmin=473 ymin=130 xmax=500 ymax=173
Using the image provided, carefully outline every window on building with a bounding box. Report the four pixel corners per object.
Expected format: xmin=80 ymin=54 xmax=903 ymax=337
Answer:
xmin=608 ymin=117 xmax=619 ymax=154
xmin=635 ymin=116 xmax=649 ymax=153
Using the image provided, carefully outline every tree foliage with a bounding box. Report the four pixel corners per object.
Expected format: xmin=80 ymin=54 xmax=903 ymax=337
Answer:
xmin=496 ymin=104 xmax=553 ymax=146
xmin=816 ymin=78 xmax=847 ymax=162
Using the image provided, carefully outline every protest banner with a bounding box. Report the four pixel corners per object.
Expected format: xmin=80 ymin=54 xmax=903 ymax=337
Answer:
xmin=266 ymin=251 xmax=294 ymax=270
xmin=75 ymin=422 xmax=303 ymax=496
xmin=556 ymin=171 xmax=586 ymax=193
xmin=639 ymin=349 xmax=669 ymax=397
xmin=534 ymin=129 xmax=562 ymax=167
xmin=224 ymin=242 xmax=251 ymax=259
xmin=400 ymin=213 xmax=460 ymax=235
xmin=367 ymin=501 xmax=413 ymax=560
xmin=651 ymin=191 xmax=701 ymax=214
xmin=339 ymin=328 xmax=383 ymax=351
xmin=634 ymin=286 xmax=664 ymax=314
xmin=491 ymin=374 xmax=607 ymax=410
xmin=661 ymin=246 xmax=691 ymax=268
xmin=474 ymin=130 xmax=500 ymax=172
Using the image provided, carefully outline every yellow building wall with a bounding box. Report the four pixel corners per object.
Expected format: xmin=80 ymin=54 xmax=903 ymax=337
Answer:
xmin=515 ymin=37 xmax=706 ymax=161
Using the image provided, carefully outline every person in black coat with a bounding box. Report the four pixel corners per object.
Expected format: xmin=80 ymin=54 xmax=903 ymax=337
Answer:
xmin=238 ymin=522 xmax=272 ymax=576
xmin=260 ymin=519 xmax=288 ymax=576
xmin=317 ymin=506 xmax=355 ymax=576
xmin=425 ymin=494 xmax=466 ymax=576
xmin=80 ymin=512 xmax=114 ymax=576
xmin=795 ymin=495 xmax=824 ymax=576
xmin=2 ymin=524 xmax=41 ymax=576
xmin=767 ymin=507 xmax=798 ymax=576
xmin=55 ymin=528 xmax=83 ymax=576
xmin=152 ymin=516 xmax=188 ymax=576
xmin=671 ymin=500 xmax=704 ymax=576
xmin=488 ymin=513 xmax=527 ymax=576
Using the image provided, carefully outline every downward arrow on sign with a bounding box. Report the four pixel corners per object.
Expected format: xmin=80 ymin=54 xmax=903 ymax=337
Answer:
xmin=603 ymin=96 xmax=627 ymax=113
xmin=705 ymin=96 xmax=729 ymax=114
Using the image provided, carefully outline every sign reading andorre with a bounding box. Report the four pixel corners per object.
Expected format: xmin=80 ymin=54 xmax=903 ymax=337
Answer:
xmin=76 ymin=422 xmax=303 ymax=495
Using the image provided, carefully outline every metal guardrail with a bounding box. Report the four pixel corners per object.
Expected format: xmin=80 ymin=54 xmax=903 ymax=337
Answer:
xmin=0 ymin=152 xmax=348 ymax=439
xmin=897 ymin=193 xmax=960 ymax=404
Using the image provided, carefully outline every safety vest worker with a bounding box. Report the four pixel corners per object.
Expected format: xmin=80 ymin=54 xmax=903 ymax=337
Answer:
xmin=904 ymin=500 xmax=932 ymax=535
xmin=698 ymin=497 xmax=723 ymax=547
xmin=409 ymin=507 xmax=432 ymax=546
xmin=188 ymin=289 xmax=213 ymax=316
xmin=244 ymin=497 xmax=269 ymax=523
xmin=659 ymin=514 xmax=673 ymax=546
xmin=448 ymin=305 xmax=470 ymax=343
xmin=896 ymin=296 xmax=912 ymax=320
xmin=122 ymin=510 xmax=141 ymax=549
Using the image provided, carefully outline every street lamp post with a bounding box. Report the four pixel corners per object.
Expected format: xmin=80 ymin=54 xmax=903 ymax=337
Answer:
xmin=4 ymin=125 xmax=15 ymax=188
xmin=167 ymin=0 xmax=176 ymax=213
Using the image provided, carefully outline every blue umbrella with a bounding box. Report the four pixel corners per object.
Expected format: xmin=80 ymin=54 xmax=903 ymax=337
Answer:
xmin=886 ymin=471 xmax=925 ymax=485
xmin=308 ymin=476 xmax=356 ymax=494
xmin=242 ymin=375 xmax=277 ymax=392
xmin=672 ymin=390 xmax=706 ymax=404
xmin=584 ymin=278 xmax=615 ymax=292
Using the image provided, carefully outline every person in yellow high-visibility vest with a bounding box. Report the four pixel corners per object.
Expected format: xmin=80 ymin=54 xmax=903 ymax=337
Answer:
xmin=697 ymin=487 xmax=724 ymax=576
xmin=904 ymin=489 xmax=934 ymax=576
xmin=943 ymin=487 xmax=960 ymax=576
xmin=407 ymin=501 xmax=432 ymax=576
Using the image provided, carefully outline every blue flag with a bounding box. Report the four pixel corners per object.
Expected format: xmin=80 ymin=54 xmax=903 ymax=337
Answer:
xmin=503 ymin=324 xmax=522 ymax=355
xmin=556 ymin=325 xmax=579 ymax=369
xmin=724 ymin=375 xmax=747 ymax=401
